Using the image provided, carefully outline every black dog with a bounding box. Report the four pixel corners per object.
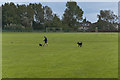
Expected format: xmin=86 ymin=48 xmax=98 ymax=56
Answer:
xmin=77 ymin=42 xmax=82 ymax=47
xmin=39 ymin=44 xmax=42 ymax=46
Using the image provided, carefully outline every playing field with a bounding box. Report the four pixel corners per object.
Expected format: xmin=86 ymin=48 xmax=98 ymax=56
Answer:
xmin=2 ymin=32 xmax=118 ymax=78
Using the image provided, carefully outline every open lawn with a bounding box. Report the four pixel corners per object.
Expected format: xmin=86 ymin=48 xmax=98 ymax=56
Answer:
xmin=2 ymin=32 xmax=118 ymax=78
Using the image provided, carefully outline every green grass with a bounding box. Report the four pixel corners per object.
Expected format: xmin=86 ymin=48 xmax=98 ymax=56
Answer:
xmin=2 ymin=32 xmax=118 ymax=78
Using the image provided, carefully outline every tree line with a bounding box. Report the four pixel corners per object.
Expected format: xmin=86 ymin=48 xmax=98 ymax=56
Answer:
xmin=2 ymin=2 xmax=118 ymax=32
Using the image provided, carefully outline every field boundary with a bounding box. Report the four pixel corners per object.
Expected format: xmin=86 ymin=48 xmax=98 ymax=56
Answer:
xmin=1 ymin=78 xmax=118 ymax=80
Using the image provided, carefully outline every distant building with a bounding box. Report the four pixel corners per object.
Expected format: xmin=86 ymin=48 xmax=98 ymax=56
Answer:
xmin=78 ymin=18 xmax=91 ymax=31
xmin=113 ymin=23 xmax=119 ymax=30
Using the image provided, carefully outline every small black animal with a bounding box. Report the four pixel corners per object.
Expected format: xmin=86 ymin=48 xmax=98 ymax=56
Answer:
xmin=39 ymin=44 xmax=42 ymax=46
xmin=77 ymin=42 xmax=82 ymax=47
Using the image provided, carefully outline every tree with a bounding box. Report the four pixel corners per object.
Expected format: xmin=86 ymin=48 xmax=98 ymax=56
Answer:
xmin=17 ymin=4 xmax=34 ymax=28
xmin=89 ymin=10 xmax=118 ymax=31
xmin=44 ymin=6 xmax=53 ymax=21
xmin=51 ymin=14 xmax=62 ymax=28
xmin=29 ymin=3 xmax=44 ymax=30
xmin=0 ymin=6 xmax=2 ymax=29
xmin=62 ymin=1 xmax=84 ymax=30
xmin=26 ymin=5 xmax=34 ymax=27
xmin=98 ymin=10 xmax=118 ymax=23
xmin=44 ymin=6 xmax=53 ymax=29
xmin=30 ymin=3 xmax=44 ymax=23
xmin=2 ymin=2 xmax=19 ymax=26
xmin=96 ymin=10 xmax=118 ymax=31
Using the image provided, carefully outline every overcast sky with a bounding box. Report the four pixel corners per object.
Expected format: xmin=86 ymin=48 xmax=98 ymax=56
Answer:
xmin=0 ymin=1 xmax=118 ymax=23
xmin=41 ymin=2 xmax=118 ymax=23
xmin=0 ymin=0 xmax=119 ymax=2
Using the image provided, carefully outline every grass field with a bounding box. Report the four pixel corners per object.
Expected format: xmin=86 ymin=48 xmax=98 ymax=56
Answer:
xmin=2 ymin=32 xmax=118 ymax=78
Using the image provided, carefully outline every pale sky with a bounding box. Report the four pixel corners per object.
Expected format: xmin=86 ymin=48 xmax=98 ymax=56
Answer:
xmin=41 ymin=2 xmax=118 ymax=23
xmin=0 ymin=0 xmax=119 ymax=2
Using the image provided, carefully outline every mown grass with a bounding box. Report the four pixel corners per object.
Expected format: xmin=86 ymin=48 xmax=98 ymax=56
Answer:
xmin=2 ymin=32 xmax=118 ymax=78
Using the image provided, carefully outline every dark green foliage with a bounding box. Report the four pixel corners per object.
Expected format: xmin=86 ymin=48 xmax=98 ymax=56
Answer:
xmin=98 ymin=10 xmax=118 ymax=23
xmin=43 ymin=6 xmax=54 ymax=30
xmin=3 ymin=24 xmax=25 ymax=30
xmin=89 ymin=10 xmax=118 ymax=31
xmin=62 ymin=1 xmax=84 ymax=31
xmin=33 ymin=21 xmax=44 ymax=30
xmin=2 ymin=2 xmax=118 ymax=32
xmin=30 ymin=3 xmax=44 ymax=23
xmin=17 ymin=4 xmax=34 ymax=28
xmin=2 ymin=3 xmax=19 ymax=26
xmin=2 ymin=3 xmax=34 ymax=30
xmin=51 ymin=14 xmax=62 ymax=28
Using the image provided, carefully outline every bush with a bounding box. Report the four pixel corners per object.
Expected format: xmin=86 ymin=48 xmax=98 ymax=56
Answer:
xmin=4 ymin=24 xmax=25 ymax=31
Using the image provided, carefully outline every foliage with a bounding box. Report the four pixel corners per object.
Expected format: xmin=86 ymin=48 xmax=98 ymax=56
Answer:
xmin=3 ymin=23 xmax=25 ymax=30
xmin=62 ymin=1 xmax=84 ymax=30
xmin=89 ymin=10 xmax=118 ymax=31
xmin=2 ymin=3 xmax=19 ymax=26
xmin=98 ymin=10 xmax=118 ymax=23
xmin=2 ymin=2 xmax=118 ymax=32
xmin=30 ymin=3 xmax=44 ymax=23
xmin=51 ymin=14 xmax=62 ymax=28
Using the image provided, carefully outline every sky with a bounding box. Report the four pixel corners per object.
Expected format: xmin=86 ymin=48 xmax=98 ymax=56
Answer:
xmin=0 ymin=0 xmax=119 ymax=2
xmin=41 ymin=2 xmax=118 ymax=23
xmin=0 ymin=1 xmax=118 ymax=23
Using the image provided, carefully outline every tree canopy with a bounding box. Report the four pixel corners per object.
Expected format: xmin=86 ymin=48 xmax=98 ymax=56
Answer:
xmin=62 ymin=1 xmax=84 ymax=30
xmin=2 ymin=2 xmax=118 ymax=32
